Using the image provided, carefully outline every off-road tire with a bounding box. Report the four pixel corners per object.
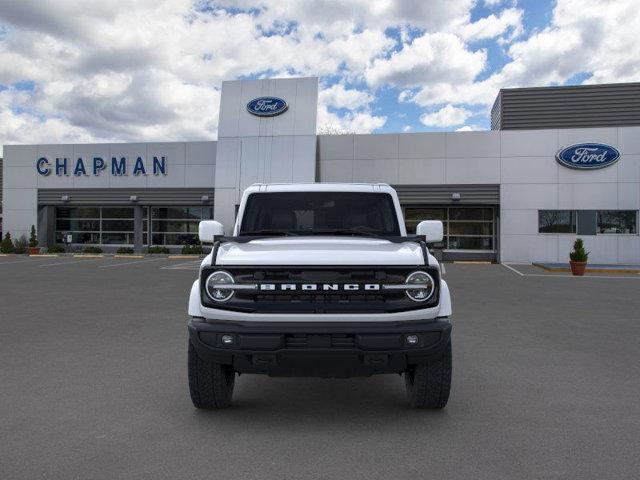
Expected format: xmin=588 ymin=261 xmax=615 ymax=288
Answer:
xmin=404 ymin=339 xmax=452 ymax=409
xmin=188 ymin=340 xmax=235 ymax=409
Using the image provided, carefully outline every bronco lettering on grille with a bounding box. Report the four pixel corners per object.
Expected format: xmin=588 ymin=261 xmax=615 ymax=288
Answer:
xmin=258 ymin=283 xmax=381 ymax=291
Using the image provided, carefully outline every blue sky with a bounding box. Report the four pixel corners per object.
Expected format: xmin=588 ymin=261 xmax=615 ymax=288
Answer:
xmin=0 ymin=0 xmax=638 ymax=150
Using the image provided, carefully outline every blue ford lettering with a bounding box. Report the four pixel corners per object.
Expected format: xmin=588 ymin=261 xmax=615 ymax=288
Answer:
xmin=556 ymin=143 xmax=620 ymax=170
xmin=246 ymin=96 xmax=288 ymax=117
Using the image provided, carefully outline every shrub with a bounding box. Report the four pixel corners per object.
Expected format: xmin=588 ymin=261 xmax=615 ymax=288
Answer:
xmin=148 ymin=246 xmax=170 ymax=254
xmin=116 ymin=247 xmax=135 ymax=254
xmin=0 ymin=233 xmax=15 ymax=253
xmin=83 ymin=246 xmax=103 ymax=254
xmin=14 ymin=235 xmax=29 ymax=254
xmin=29 ymin=225 xmax=38 ymax=248
xmin=181 ymin=244 xmax=203 ymax=255
xmin=569 ymin=238 xmax=589 ymax=262
xmin=47 ymin=244 xmax=65 ymax=254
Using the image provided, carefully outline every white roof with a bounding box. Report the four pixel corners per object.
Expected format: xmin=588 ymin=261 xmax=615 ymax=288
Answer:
xmin=245 ymin=182 xmax=395 ymax=194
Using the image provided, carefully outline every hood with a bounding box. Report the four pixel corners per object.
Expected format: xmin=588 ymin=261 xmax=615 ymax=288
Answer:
xmin=213 ymin=237 xmax=426 ymax=266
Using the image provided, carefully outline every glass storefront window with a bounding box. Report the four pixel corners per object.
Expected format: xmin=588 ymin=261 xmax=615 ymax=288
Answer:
xmin=56 ymin=207 xmax=100 ymax=219
xmin=597 ymin=211 xmax=638 ymax=234
xmin=449 ymin=208 xmax=493 ymax=221
xmin=403 ymin=206 xmax=495 ymax=251
xmin=448 ymin=236 xmax=493 ymax=250
xmin=448 ymin=222 xmax=493 ymax=236
xmin=101 ymin=232 xmax=134 ymax=244
xmin=538 ymin=210 xmax=576 ymax=233
xmin=55 ymin=231 xmax=100 ymax=244
xmin=150 ymin=206 xmax=214 ymax=245
xmin=55 ymin=206 xmax=135 ymax=245
xmin=55 ymin=205 xmax=212 ymax=246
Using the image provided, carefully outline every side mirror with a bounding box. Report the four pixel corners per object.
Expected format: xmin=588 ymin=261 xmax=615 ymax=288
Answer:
xmin=416 ymin=220 xmax=443 ymax=243
xmin=199 ymin=220 xmax=225 ymax=244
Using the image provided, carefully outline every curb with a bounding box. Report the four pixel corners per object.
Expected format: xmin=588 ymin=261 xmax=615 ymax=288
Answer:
xmin=453 ymin=260 xmax=492 ymax=265
xmin=533 ymin=263 xmax=640 ymax=274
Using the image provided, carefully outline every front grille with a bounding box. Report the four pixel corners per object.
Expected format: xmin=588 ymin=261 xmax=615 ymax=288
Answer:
xmin=254 ymin=293 xmax=386 ymax=303
xmin=285 ymin=334 xmax=356 ymax=348
xmin=201 ymin=266 xmax=440 ymax=313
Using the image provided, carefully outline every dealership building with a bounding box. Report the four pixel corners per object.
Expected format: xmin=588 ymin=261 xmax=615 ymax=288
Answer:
xmin=1 ymin=78 xmax=639 ymax=263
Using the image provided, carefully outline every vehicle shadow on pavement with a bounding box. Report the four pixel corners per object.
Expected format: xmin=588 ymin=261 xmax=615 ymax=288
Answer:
xmin=186 ymin=375 xmax=450 ymax=426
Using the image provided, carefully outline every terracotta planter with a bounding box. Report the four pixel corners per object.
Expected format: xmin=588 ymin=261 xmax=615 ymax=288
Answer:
xmin=569 ymin=260 xmax=587 ymax=276
xmin=28 ymin=246 xmax=40 ymax=255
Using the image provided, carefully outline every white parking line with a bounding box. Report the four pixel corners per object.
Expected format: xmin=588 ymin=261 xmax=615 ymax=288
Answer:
xmin=98 ymin=257 xmax=166 ymax=269
xmin=0 ymin=257 xmax=54 ymax=266
xmin=502 ymin=263 xmax=524 ymax=276
xmin=38 ymin=258 xmax=103 ymax=267
xmin=502 ymin=263 xmax=640 ymax=280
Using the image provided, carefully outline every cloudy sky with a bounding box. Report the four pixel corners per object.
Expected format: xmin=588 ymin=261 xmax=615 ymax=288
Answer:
xmin=0 ymin=0 xmax=638 ymax=153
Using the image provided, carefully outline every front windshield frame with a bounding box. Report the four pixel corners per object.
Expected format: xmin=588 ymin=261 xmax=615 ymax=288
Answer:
xmin=237 ymin=191 xmax=402 ymax=237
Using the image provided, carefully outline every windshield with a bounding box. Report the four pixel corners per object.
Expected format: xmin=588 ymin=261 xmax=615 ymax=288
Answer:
xmin=239 ymin=192 xmax=401 ymax=237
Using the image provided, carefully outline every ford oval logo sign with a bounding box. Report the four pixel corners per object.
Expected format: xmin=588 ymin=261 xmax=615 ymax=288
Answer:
xmin=247 ymin=97 xmax=288 ymax=117
xmin=556 ymin=143 xmax=620 ymax=170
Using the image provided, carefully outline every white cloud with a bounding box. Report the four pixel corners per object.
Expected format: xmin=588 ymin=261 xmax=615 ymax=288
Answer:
xmin=319 ymin=84 xmax=373 ymax=110
xmin=404 ymin=0 xmax=640 ymax=110
xmin=317 ymin=82 xmax=384 ymax=133
xmin=317 ymin=106 xmax=386 ymax=134
xmin=456 ymin=125 xmax=484 ymax=131
xmin=420 ymin=105 xmax=472 ymax=127
xmin=402 ymin=125 xmax=413 ymax=132
xmin=459 ymin=7 xmax=523 ymax=42
xmin=366 ymin=32 xmax=486 ymax=88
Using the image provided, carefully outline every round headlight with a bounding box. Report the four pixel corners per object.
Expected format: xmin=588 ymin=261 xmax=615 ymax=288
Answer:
xmin=405 ymin=271 xmax=435 ymax=302
xmin=206 ymin=270 xmax=234 ymax=302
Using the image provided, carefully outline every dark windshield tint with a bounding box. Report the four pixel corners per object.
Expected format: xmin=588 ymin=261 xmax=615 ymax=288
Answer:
xmin=239 ymin=192 xmax=400 ymax=236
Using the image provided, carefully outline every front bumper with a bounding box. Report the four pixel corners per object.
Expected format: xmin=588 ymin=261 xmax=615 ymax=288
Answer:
xmin=188 ymin=317 xmax=452 ymax=377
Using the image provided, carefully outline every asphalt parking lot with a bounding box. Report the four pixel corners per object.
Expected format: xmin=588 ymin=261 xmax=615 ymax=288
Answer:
xmin=1 ymin=256 xmax=640 ymax=479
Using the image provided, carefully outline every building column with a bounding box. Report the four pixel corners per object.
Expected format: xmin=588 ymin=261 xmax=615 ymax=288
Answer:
xmin=133 ymin=206 xmax=144 ymax=253
xmin=37 ymin=206 xmax=56 ymax=247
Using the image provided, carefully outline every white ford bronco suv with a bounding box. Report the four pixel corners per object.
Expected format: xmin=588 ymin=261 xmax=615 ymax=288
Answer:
xmin=188 ymin=183 xmax=452 ymax=409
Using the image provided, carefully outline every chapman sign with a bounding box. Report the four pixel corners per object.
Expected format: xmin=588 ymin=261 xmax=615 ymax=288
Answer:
xmin=246 ymin=97 xmax=288 ymax=117
xmin=36 ymin=156 xmax=168 ymax=177
xmin=556 ymin=143 xmax=620 ymax=170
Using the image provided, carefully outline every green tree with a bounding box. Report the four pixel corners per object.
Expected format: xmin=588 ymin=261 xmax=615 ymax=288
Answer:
xmin=29 ymin=225 xmax=38 ymax=248
xmin=1 ymin=232 xmax=15 ymax=253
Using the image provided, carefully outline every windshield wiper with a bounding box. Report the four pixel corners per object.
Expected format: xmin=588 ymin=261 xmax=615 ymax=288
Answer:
xmin=239 ymin=229 xmax=300 ymax=236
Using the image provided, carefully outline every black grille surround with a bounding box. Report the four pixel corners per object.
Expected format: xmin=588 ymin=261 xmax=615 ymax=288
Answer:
xmin=200 ymin=266 xmax=440 ymax=313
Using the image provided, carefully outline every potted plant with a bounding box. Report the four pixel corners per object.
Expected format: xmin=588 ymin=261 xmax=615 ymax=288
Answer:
xmin=28 ymin=225 xmax=40 ymax=254
xmin=569 ymin=238 xmax=589 ymax=276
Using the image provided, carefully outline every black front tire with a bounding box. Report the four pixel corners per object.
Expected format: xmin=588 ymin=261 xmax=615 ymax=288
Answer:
xmin=404 ymin=339 xmax=452 ymax=409
xmin=188 ymin=340 xmax=236 ymax=409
